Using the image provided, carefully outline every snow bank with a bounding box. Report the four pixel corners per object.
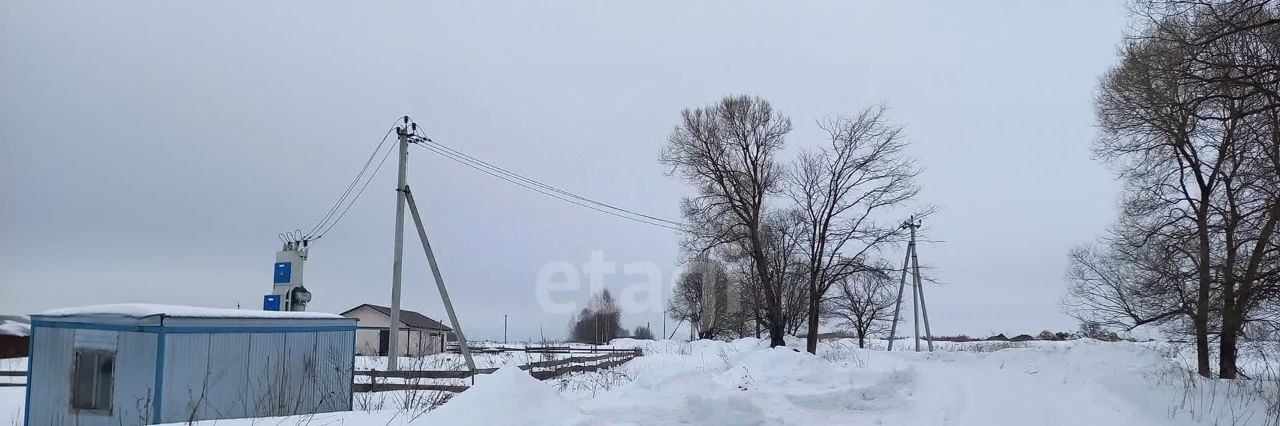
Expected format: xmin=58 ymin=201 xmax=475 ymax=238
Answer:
xmin=419 ymin=364 xmax=587 ymax=425
xmin=720 ymin=346 xmax=847 ymax=389
xmin=37 ymin=303 xmax=343 ymax=319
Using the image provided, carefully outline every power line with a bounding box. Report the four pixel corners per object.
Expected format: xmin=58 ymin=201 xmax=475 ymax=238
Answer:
xmin=415 ymin=142 xmax=685 ymax=231
xmin=312 ymin=137 xmax=398 ymax=239
xmin=408 ymin=133 xmax=687 ymax=231
xmin=422 ymin=136 xmax=686 ymax=228
xmin=294 ymin=120 xmax=400 ymax=242
xmin=409 ymin=126 xmax=685 ymax=228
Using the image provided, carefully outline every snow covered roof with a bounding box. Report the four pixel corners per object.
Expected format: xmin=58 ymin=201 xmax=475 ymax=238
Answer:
xmin=0 ymin=320 xmax=29 ymax=337
xmin=37 ymin=303 xmax=344 ymax=320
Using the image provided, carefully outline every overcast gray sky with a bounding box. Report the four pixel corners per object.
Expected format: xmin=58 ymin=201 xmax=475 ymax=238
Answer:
xmin=1 ymin=1 xmax=1128 ymax=340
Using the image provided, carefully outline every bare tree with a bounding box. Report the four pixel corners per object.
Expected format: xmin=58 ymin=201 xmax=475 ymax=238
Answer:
xmin=824 ymin=265 xmax=896 ymax=348
xmin=662 ymin=95 xmax=793 ymax=347
xmin=1064 ymin=236 xmax=1197 ymax=333
xmin=790 ymin=104 xmax=923 ymax=353
xmin=759 ymin=210 xmax=812 ymax=337
xmin=1128 ymin=1 xmax=1280 ymax=378
xmin=1081 ymin=0 xmax=1280 ymax=378
xmin=667 ymin=258 xmax=731 ymax=339
xmin=1093 ymin=19 xmax=1228 ymax=377
xmin=569 ymin=290 xmax=623 ymax=344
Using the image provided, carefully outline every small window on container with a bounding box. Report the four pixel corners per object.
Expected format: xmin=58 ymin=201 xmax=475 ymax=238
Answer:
xmin=71 ymin=349 xmax=115 ymax=413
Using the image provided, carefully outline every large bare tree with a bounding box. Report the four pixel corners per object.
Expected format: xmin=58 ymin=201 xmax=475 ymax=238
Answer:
xmin=662 ymin=95 xmax=793 ymax=347
xmin=1093 ymin=20 xmax=1227 ymax=377
xmin=1078 ymin=0 xmax=1280 ymax=378
xmin=789 ymin=104 xmax=922 ymax=354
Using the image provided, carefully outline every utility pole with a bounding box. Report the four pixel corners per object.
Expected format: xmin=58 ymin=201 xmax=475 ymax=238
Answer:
xmin=387 ymin=118 xmax=410 ymax=371
xmin=911 ymin=222 xmax=934 ymax=351
xmin=504 ymin=314 xmax=508 ymax=345
xmin=887 ymin=215 xmax=935 ymax=352
xmin=404 ymin=186 xmax=476 ymax=371
xmin=887 ymin=239 xmax=911 ymax=352
xmin=662 ymin=310 xmax=667 ymax=340
xmin=912 ymin=224 xmax=920 ymax=352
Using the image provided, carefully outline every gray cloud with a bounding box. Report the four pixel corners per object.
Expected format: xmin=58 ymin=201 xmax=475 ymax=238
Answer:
xmin=1 ymin=0 xmax=1126 ymax=340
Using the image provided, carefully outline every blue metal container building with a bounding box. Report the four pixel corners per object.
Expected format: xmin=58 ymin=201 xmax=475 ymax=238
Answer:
xmin=24 ymin=304 xmax=356 ymax=425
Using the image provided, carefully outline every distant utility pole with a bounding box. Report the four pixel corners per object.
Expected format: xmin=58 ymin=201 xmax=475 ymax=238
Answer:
xmin=887 ymin=215 xmax=935 ymax=352
xmin=504 ymin=314 xmax=508 ymax=344
xmin=662 ymin=311 xmax=667 ymax=340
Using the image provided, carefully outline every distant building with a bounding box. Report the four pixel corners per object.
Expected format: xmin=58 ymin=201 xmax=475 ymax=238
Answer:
xmin=340 ymin=304 xmax=452 ymax=357
xmin=25 ymin=304 xmax=356 ymax=425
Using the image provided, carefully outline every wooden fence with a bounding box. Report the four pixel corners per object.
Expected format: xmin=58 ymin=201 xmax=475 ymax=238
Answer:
xmin=353 ymin=348 xmax=641 ymax=393
xmin=446 ymin=344 xmax=642 ymax=355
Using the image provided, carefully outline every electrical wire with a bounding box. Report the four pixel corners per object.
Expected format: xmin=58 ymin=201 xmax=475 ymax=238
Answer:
xmin=302 ymin=124 xmax=397 ymax=240
xmin=287 ymin=115 xmax=687 ymax=246
xmin=284 ymin=118 xmax=404 ymax=244
xmin=410 ymin=126 xmax=686 ymax=228
xmin=417 ymin=143 xmax=685 ymax=231
xmin=424 ymin=138 xmax=686 ymax=227
xmin=407 ymin=129 xmax=687 ymax=231
xmin=311 ymin=137 xmax=398 ymax=239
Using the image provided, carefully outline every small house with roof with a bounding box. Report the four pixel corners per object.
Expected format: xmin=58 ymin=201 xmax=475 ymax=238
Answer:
xmin=24 ymin=304 xmax=356 ymax=425
xmin=340 ymin=304 xmax=452 ymax=357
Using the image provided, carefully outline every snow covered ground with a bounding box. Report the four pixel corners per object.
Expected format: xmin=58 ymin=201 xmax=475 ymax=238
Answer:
xmin=53 ymin=337 xmax=1252 ymax=425
xmin=2 ymin=338 xmax=1275 ymax=425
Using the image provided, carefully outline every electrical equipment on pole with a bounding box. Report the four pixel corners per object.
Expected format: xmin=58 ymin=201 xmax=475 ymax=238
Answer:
xmin=262 ymin=116 xmax=483 ymax=374
xmin=266 ymin=240 xmax=312 ymax=311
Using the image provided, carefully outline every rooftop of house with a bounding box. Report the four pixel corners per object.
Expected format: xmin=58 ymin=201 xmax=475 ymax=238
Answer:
xmin=341 ymin=304 xmax=452 ymax=331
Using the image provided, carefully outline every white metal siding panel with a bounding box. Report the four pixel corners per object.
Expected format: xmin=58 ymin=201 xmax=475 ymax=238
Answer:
xmin=282 ymin=332 xmax=318 ymax=415
xmin=27 ymin=326 xmax=73 ymax=425
xmin=197 ymin=333 xmax=252 ymax=420
xmin=245 ymin=332 xmax=287 ymax=417
xmin=314 ymin=330 xmax=353 ymax=412
xmin=112 ymin=331 xmax=158 ymax=425
xmin=159 ymin=333 xmax=211 ymax=423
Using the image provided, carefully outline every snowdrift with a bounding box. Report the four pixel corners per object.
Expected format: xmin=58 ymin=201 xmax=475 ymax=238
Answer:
xmin=419 ymin=364 xmax=586 ymax=425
